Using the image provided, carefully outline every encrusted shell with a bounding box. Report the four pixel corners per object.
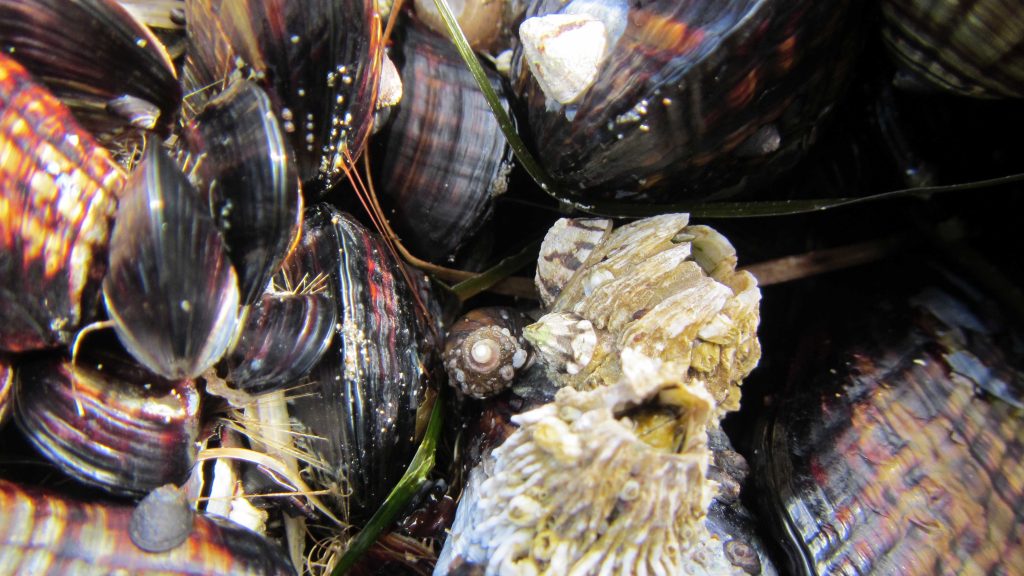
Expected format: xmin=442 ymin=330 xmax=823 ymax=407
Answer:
xmin=527 ymin=214 xmax=761 ymax=416
xmin=436 ymin=350 xmax=742 ymax=575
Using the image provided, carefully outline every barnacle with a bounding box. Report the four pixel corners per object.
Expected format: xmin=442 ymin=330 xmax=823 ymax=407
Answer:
xmin=526 ymin=213 xmax=761 ymax=417
xmin=436 ymin=350 xmax=744 ymax=575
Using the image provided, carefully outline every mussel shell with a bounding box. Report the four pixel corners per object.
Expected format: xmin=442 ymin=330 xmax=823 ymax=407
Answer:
xmin=0 ymin=0 xmax=180 ymax=137
xmin=0 ymin=478 xmax=294 ymax=575
xmin=511 ymin=0 xmax=861 ymax=200
xmin=184 ymin=79 xmax=301 ymax=305
xmin=376 ymin=22 xmax=513 ymax=263
xmin=881 ymin=0 xmax=1024 ymax=98
xmin=754 ymin=273 xmax=1024 ymax=574
xmin=103 ymin=145 xmax=240 ymax=380
xmin=14 ymin=344 xmax=200 ymax=496
xmin=221 ymin=290 xmax=335 ymax=394
xmin=0 ymin=356 xmax=12 ymax=428
xmin=184 ymin=0 xmax=383 ymax=193
xmin=285 ymin=204 xmax=440 ymax=520
xmin=0 ymin=53 xmax=125 ymax=352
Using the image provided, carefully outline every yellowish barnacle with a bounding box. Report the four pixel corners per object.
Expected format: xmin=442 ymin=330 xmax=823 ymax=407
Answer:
xmin=525 ymin=214 xmax=761 ymax=417
xmin=435 ymin=350 xmax=745 ymax=575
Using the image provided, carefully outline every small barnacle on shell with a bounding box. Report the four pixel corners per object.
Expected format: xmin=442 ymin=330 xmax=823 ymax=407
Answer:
xmin=435 ymin=350 xmax=743 ymax=575
xmin=526 ymin=214 xmax=761 ymax=416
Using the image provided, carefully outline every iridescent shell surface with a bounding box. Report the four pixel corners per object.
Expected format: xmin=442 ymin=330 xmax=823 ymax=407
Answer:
xmin=511 ymin=0 xmax=861 ymax=200
xmin=14 ymin=344 xmax=200 ymax=496
xmin=184 ymin=0 xmax=383 ymax=192
xmin=0 ymin=478 xmax=295 ymax=575
xmin=755 ymin=274 xmax=1024 ymax=575
xmin=285 ymin=204 xmax=441 ymax=521
xmin=0 ymin=0 xmax=181 ymax=136
xmin=376 ymin=22 xmax=512 ymax=263
xmin=881 ymin=0 xmax=1024 ymax=98
xmin=0 ymin=53 xmax=125 ymax=352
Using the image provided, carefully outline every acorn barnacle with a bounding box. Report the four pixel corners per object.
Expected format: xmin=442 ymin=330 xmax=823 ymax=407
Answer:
xmin=526 ymin=213 xmax=761 ymax=416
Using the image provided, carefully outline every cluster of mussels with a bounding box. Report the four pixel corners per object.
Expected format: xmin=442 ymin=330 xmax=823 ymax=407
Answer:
xmin=2 ymin=0 xmax=1023 ymax=575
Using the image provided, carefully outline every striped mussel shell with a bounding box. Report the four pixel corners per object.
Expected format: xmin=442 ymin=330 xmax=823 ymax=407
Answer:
xmin=13 ymin=341 xmax=200 ymax=496
xmin=0 ymin=53 xmax=125 ymax=352
xmin=375 ymin=22 xmax=513 ymax=264
xmin=220 ymin=287 xmax=336 ymax=395
xmin=184 ymin=0 xmax=384 ymax=193
xmin=0 ymin=478 xmax=294 ymax=575
xmin=754 ymin=271 xmax=1024 ymax=574
xmin=0 ymin=0 xmax=180 ymax=137
xmin=103 ymin=144 xmax=240 ymax=380
xmin=284 ymin=204 xmax=442 ymax=521
xmin=881 ymin=0 xmax=1024 ymax=98
xmin=183 ymin=78 xmax=302 ymax=306
xmin=511 ymin=0 xmax=862 ymax=200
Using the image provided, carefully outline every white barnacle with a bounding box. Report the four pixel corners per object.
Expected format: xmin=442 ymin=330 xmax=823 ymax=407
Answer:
xmin=519 ymin=14 xmax=608 ymax=105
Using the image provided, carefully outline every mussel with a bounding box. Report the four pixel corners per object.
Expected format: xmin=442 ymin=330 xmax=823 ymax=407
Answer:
xmin=0 ymin=52 xmax=125 ymax=352
xmin=510 ymin=0 xmax=862 ymax=200
xmin=0 ymin=478 xmax=295 ymax=575
xmin=282 ymin=204 xmax=442 ymax=521
xmin=754 ymin=267 xmax=1024 ymax=575
xmin=184 ymin=0 xmax=385 ymax=193
xmin=14 ymin=340 xmax=200 ymax=496
xmin=375 ymin=22 xmax=513 ymax=264
xmin=881 ymin=0 xmax=1024 ymax=98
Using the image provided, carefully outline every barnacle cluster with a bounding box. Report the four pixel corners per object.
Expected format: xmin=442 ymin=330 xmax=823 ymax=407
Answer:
xmin=437 ymin=214 xmax=762 ymax=574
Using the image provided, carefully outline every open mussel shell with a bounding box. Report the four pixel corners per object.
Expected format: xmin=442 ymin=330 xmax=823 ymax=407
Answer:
xmin=0 ymin=478 xmax=295 ymax=575
xmin=754 ymin=270 xmax=1024 ymax=574
xmin=284 ymin=203 xmax=441 ymax=521
xmin=184 ymin=0 xmax=383 ymax=193
xmin=0 ymin=53 xmax=125 ymax=352
xmin=221 ymin=289 xmax=335 ymax=395
xmin=13 ymin=343 xmax=200 ymax=496
xmin=881 ymin=0 xmax=1024 ymax=98
xmin=103 ymin=145 xmax=240 ymax=380
xmin=184 ymin=79 xmax=301 ymax=306
xmin=376 ymin=22 xmax=513 ymax=264
xmin=511 ymin=0 xmax=861 ymax=200
xmin=0 ymin=0 xmax=180 ymax=137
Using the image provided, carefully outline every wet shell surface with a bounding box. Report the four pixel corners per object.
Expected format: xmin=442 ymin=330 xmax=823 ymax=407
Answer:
xmin=184 ymin=78 xmax=301 ymax=306
xmin=0 ymin=0 xmax=181 ymax=136
xmin=881 ymin=0 xmax=1024 ymax=98
xmin=527 ymin=214 xmax=761 ymax=417
xmin=0 ymin=356 xmax=12 ymax=427
xmin=0 ymin=478 xmax=295 ymax=575
xmin=443 ymin=306 xmax=532 ymax=399
xmin=0 ymin=53 xmax=125 ymax=352
xmin=102 ymin=145 xmax=240 ymax=380
xmin=184 ymin=0 xmax=384 ymax=192
xmin=511 ymin=0 xmax=861 ymax=199
xmin=755 ymin=275 xmax=1024 ymax=574
xmin=284 ymin=204 xmax=441 ymax=521
xmin=376 ymin=22 xmax=512 ymax=264
xmin=14 ymin=344 xmax=200 ymax=496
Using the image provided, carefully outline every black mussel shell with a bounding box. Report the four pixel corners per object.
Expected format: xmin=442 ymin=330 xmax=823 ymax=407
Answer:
xmin=376 ymin=22 xmax=512 ymax=264
xmin=221 ymin=289 xmax=335 ymax=395
xmin=0 ymin=0 xmax=180 ymax=137
xmin=103 ymin=145 xmax=240 ymax=380
xmin=285 ymin=204 xmax=441 ymax=521
xmin=184 ymin=79 xmax=302 ymax=305
xmin=14 ymin=343 xmax=200 ymax=496
xmin=511 ymin=0 xmax=861 ymax=200
xmin=754 ymin=271 xmax=1024 ymax=575
xmin=0 ymin=478 xmax=295 ymax=575
xmin=184 ymin=0 xmax=383 ymax=193
xmin=881 ymin=0 xmax=1024 ymax=98
xmin=0 ymin=53 xmax=124 ymax=352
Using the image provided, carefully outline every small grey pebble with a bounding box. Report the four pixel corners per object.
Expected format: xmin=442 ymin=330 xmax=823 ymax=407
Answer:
xmin=130 ymin=484 xmax=195 ymax=553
